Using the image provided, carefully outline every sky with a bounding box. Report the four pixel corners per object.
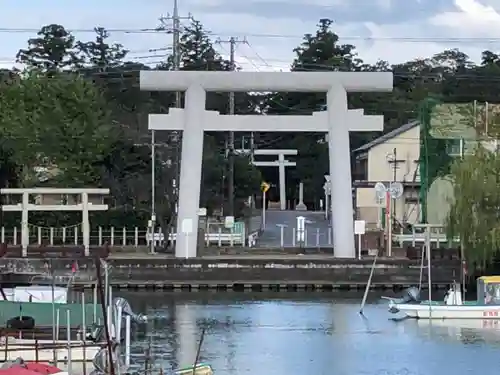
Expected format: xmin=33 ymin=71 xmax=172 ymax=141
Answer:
xmin=1 ymin=0 xmax=500 ymax=71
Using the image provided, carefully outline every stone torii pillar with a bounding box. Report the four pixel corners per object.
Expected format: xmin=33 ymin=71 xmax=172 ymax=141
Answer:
xmin=252 ymin=149 xmax=297 ymax=210
xmin=141 ymin=71 xmax=393 ymax=258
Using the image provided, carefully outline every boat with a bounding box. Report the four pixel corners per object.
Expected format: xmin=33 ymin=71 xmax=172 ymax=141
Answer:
xmin=0 ymin=283 xmax=146 ymax=329
xmin=0 ymin=359 xmax=65 ymax=375
xmin=387 ymin=276 xmax=500 ymax=319
xmin=0 ymin=336 xmax=102 ymax=373
xmin=174 ymin=363 xmax=213 ymax=375
xmin=0 ymin=281 xmax=142 ymax=373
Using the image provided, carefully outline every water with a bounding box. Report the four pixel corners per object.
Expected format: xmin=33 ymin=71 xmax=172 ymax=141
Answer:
xmin=122 ymin=292 xmax=500 ymax=375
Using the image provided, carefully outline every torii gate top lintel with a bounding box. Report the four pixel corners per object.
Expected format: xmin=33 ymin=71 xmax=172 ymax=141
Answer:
xmin=140 ymin=71 xmax=393 ymax=93
xmin=1 ymin=188 xmax=109 ymax=195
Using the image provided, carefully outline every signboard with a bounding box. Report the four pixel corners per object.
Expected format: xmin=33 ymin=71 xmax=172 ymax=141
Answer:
xmin=181 ymin=218 xmax=193 ymax=234
xmin=296 ymin=215 xmax=305 ymax=242
xmin=389 ymin=182 xmax=403 ymax=199
xmin=224 ymin=216 xmax=235 ymax=229
xmin=261 ymin=181 xmax=270 ymax=193
xmin=354 ymin=220 xmax=366 ymax=235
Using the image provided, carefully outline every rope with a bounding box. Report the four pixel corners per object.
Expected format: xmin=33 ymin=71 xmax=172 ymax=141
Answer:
xmin=27 ymin=222 xmax=82 ymax=230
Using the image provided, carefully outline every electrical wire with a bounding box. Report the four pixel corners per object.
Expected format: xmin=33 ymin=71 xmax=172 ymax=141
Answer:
xmin=3 ymin=27 xmax=500 ymax=43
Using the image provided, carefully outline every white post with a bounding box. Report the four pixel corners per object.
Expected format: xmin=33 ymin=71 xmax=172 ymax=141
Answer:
xmin=175 ymin=84 xmax=205 ymax=258
xmin=122 ymin=227 xmax=126 ymax=246
xmin=296 ymin=182 xmax=307 ymax=211
xmin=37 ymin=226 xmax=42 ymax=245
xmin=387 ymin=193 xmax=392 ymax=257
xmin=278 ymin=153 xmax=287 ymax=210
xmin=296 ymin=216 xmax=305 ymax=246
xmin=358 ymin=234 xmax=362 ymax=260
xmin=82 ymin=192 xmax=90 ymax=256
xmin=327 ymin=85 xmax=355 ymax=258
xmin=49 ymin=227 xmax=54 ymax=245
xmin=98 ymin=226 xmax=103 ymax=246
xmin=21 ymin=192 xmax=29 ymax=256
xmin=276 ymin=224 xmax=286 ymax=247
xmin=125 ymin=315 xmax=131 ymax=368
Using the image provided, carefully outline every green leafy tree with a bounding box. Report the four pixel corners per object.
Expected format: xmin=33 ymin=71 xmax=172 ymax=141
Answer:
xmin=447 ymin=146 xmax=500 ymax=270
xmin=16 ymin=24 xmax=81 ymax=72
xmin=0 ymin=70 xmax=116 ymax=187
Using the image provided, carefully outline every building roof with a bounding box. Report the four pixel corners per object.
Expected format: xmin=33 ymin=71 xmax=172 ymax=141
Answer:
xmin=353 ymin=120 xmax=420 ymax=153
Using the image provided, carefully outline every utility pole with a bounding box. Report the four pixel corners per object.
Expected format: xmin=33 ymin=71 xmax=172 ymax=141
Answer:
xmin=216 ymin=37 xmax=245 ymax=216
xmin=158 ymin=0 xmax=192 ymax=227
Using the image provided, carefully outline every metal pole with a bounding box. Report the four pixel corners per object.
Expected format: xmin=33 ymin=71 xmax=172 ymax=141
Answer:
xmin=392 ymin=148 xmax=397 ymax=218
xmin=228 ymin=37 xmax=236 ymax=216
xmin=387 ymin=191 xmax=392 ymax=257
xmin=262 ymin=190 xmax=266 ymax=229
xmin=360 ymin=249 xmax=378 ymax=314
xmin=426 ymin=226 xmax=432 ymax=318
xmin=358 ymin=234 xmax=361 ymax=260
xmin=151 ymin=130 xmax=156 ymax=254
xmin=173 ymin=0 xmax=181 ymax=109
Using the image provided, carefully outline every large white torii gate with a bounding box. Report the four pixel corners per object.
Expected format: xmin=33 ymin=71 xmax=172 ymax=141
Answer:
xmin=1 ymin=188 xmax=109 ymax=256
xmin=141 ymin=71 xmax=393 ymax=258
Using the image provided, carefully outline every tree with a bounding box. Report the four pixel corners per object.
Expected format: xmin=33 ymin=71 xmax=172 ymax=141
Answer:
xmin=16 ymin=24 xmax=81 ymax=72
xmin=263 ymin=18 xmax=363 ymax=204
xmin=77 ymin=27 xmax=128 ymax=70
xmin=0 ymin=70 xmax=116 ymax=187
xmin=447 ymin=146 xmax=500 ymax=269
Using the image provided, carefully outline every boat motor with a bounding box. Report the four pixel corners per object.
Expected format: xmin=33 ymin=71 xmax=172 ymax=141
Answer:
xmin=387 ymin=287 xmax=420 ymax=314
xmin=400 ymin=287 xmax=421 ymax=304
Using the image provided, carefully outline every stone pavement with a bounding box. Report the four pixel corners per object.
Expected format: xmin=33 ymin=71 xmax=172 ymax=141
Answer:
xmin=258 ymin=210 xmax=332 ymax=248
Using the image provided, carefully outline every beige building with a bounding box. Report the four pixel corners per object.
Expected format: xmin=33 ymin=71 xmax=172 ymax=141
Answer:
xmin=353 ymin=121 xmax=421 ymax=228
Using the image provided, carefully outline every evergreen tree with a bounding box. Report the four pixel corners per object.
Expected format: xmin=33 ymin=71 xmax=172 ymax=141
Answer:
xmin=16 ymin=24 xmax=81 ymax=72
xmin=77 ymin=27 xmax=128 ymax=70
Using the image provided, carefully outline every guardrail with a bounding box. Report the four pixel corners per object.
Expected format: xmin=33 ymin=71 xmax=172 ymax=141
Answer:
xmin=0 ymin=223 xmax=247 ymax=247
xmin=392 ymin=232 xmax=459 ymax=246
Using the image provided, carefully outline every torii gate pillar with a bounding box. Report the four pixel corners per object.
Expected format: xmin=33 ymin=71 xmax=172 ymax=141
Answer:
xmin=141 ymin=71 xmax=393 ymax=258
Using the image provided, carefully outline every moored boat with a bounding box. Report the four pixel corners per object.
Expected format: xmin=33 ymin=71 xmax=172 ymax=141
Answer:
xmin=387 ymin=276 xmax=500 ymax=319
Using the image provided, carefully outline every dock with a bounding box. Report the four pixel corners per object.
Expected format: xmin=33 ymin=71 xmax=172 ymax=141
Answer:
xmin=0 ymin=248 xmax=461 ymax=291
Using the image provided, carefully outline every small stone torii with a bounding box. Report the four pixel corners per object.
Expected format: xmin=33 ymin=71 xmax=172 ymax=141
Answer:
xmin=1 ymin=188 xmax=109 ymax=256
xmin=141 ymin=71 xmax=393 ymax=259
xmin=252 ymin=149 xmax=297 ymax=210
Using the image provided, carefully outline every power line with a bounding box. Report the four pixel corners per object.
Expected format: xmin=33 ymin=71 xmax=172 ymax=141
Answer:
xmin=4 ymin=26 xmax=500 ymax=43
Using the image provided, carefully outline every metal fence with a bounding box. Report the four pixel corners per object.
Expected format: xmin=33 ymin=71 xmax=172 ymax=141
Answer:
xmin=0 ymin=221 xmax=247 ymax=247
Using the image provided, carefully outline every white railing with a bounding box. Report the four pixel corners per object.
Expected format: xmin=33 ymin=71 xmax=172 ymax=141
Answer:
xmin=392 ymin=232 xmax=460 ymax=246
xmin=0 ymin=223 xmax=246 ymax=247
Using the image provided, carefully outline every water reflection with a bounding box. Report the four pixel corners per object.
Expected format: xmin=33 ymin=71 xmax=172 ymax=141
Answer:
xmin=121 ymin=292 xmax=499 ymax=375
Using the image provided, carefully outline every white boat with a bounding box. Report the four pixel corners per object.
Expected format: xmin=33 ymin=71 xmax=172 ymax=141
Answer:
xmin=387 ymin=276 xmax=500 ymax=319
xmin=0 ymin=337 xmax=102 ymax=372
